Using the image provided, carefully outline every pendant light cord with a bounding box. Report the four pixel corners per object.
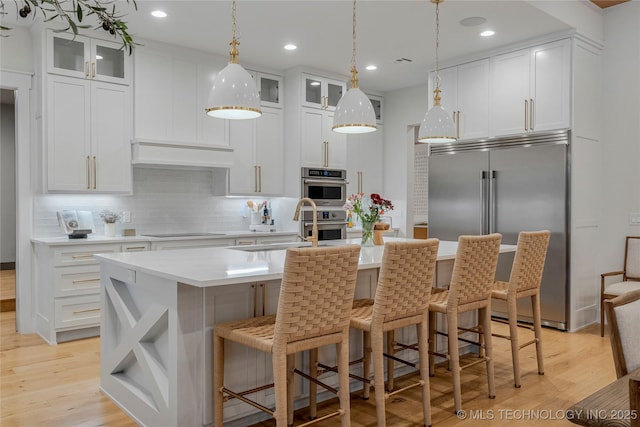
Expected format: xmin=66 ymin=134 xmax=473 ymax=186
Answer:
xmin=434 ymin=0 xmax=441 ymax=90
xmin=229 ymin=0 xmax=240 ymax=64
xmin=349 ymin=0 xmax=359 ymax=89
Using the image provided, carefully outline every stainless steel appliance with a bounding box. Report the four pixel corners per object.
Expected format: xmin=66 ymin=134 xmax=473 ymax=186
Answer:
xmin=301 ymin=167 xmax=347 ymax=207
xmin=301 ymin=209 xmax=347 ymax=241
xmin=428 ymin=130 xmax=569 ymax=330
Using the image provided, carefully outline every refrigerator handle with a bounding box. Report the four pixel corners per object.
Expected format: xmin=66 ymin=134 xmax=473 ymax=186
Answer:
xmin=481 ymin=171 xmax=488 ymax=234
xmin=489 ymin=170 xmax=497 ymax=234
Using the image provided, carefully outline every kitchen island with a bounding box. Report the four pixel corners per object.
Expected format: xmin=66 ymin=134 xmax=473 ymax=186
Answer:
xmin=95 ymin=238 xmax=516 ymax=426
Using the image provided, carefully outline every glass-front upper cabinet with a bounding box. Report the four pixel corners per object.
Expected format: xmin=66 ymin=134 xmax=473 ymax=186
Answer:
xmin=248 ymin=70 xmax=283 ymax=108
xmin=47 ymin=30 xmax=130 ymax=85
xmin=301 ymin=73 xmax=346 ymax=111
xmin=367 ymin=94 xmax=383 ymax=124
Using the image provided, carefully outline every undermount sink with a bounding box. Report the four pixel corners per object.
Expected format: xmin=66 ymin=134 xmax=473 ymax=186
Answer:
xmin=229 ymin=241 xmax=340 ymax=252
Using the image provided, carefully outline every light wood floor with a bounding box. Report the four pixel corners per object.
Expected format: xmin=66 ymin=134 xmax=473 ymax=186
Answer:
xmin=0 ymin=269 xmax=16 ymax=312
xmin=1 ymin=308 xmax=614 ymax=427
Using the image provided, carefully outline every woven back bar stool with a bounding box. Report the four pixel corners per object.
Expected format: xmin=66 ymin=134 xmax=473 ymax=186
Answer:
xmin=490 ymin=230 xmax=550 ymax=388
xmin=428 ymin=233 xmax=502 ymax=414
xmin=345 ymin=240 xmax=440 ymax=427
xmin=213 ymin=244 xmax=361 ymax=427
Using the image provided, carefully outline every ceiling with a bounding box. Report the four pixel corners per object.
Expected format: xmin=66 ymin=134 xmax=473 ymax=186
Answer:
xmin=2 ymin=1 xmax=620 ymax=93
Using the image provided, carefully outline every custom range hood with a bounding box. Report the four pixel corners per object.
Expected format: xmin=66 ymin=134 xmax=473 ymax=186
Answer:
xmin=131 ymin=139 xmax=234 ymax=169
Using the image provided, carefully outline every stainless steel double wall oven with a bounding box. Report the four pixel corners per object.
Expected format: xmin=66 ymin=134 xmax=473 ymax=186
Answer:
xmin=300 ymin=168 xmax=348 ymax=241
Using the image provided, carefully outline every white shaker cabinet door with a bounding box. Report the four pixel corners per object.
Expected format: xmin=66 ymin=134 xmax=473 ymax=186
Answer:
xmin=91 ymin=82 xmax=132 ymax=192
xmin=47 ymin=75 xmax=92 ymax=192
xmin=256 ymin=108 xmax=284 ymax=195
xmin=490 ymin=48 xmax=531 ymax=137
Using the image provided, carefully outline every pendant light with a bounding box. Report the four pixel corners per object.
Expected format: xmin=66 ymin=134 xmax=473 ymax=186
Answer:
xmin=205 ymin=0 xmax=261 ymax=120
xmin=418 ymin=0 xmax=456 ymax=143
xmin=332 ymin=0 xmax=377 ymax=134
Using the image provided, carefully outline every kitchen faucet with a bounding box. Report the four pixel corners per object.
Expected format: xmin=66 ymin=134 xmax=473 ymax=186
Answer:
xmin=293 ymin=197 xmax=318 ymax=247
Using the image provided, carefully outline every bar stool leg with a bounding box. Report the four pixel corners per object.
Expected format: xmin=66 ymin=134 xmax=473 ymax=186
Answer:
xmin=386 ymin=330 xmax=395 ymax=392
xmin=362 ymin=331 xmax=371 ymax=400
xmin=417 ymin=320 xmax=432 ymax=427
xmin=482 ymin=306 xmax=496 ymax=400
xmin=371 ymin=328 xmax=387 ymax=426
xmin=213 ymin=333 xmax=225 ymax=427
xmin=337 ymin=334 xmax=351 ymax=427
xmin=507 ymin=296 xmax=521 ymax=388
xmin=309 ymin=348 xmax=318 ymax=420
xmin=287 ymin=354 xmax=295 ymax=427
xmin=273 ymin=348 xmax=288 ymax=426
xmin=532 ymin=294 xmax=544 ymax=375
xmin=447 ymin=311 xmax=463 ymax=414
xmin=428 ymin=311 xmax=436 ymax=377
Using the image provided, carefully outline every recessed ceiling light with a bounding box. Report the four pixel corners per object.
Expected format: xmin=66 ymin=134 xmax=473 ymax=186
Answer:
xmin=365 ymin=65 xmax=377 ymax=71
xmin=460 ymin=16 xmax=486 ymax=27
xmin=151 ymin=10 xmax=167 ymax=18
xmin=480 ymin=30 xmax=496 ymax=37
xmin=310 ymin=81 xmax=321 ymax=86
xmin=95 ymin=55 xmax=103 ymax=60
xmin=284 ymin=44 xmax=297 ymax=51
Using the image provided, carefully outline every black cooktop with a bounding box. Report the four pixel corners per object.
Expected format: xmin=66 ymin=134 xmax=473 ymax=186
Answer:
xmin=142 ymin=232 xmax=226 ymax=238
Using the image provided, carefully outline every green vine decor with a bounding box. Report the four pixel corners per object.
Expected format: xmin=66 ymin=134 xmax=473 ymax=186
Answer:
xmin=1 ymin=0 xmax=137 ymax=54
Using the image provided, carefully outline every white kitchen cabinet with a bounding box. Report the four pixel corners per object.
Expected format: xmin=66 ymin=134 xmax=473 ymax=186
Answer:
xmin=429 ymin=59 xmax=490 ymax=140
xmin=234 ymin=235 xmax=298 ymax=246
xmin=133 ymin=45 xmax=229 ymax=145
xmin=490 ymin=38 xmax=571 ymax=137
xmin=249 ymin=70 xmax=283 ymax=109
xmin=301 ymin=73 xmax=346 ymax=111
xmin=367 ymin=94 xmax=383 ymax=124
xmin=47 ymin=30 xmax=130 ymax=85
xmin=226 ymin=107 xmax=284 ymax=195
xmin=46 ymin=74 xmax=132 ymax=193
xmin=347 ymin=125 xmax=383 ymax=196
xmin=35 ymin=241 xmax=147 ymax=344
xmin=301 ymin=108 xmax=347 ymax=169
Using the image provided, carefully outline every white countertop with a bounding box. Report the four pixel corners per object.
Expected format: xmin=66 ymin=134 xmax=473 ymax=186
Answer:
xmin=94 ymin=238 xmax=516 ymax=288
xmin=31 ymin=230 xmax=299 ymax=245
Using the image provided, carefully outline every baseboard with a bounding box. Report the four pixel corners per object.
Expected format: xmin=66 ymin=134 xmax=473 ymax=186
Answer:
xmin=0 ymin=262 xmax=16 ymax=270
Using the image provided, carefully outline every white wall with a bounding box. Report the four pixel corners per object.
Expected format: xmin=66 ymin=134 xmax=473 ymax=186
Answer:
xmin=600 ymin=2 xmax=640 ymax=270
xmin=0 ymin=27 xmax=33 ymax=73
xmin=382 ymin=85 xmax=429 ymax=237
xmin=1 ymin=99 xmax=17 ymax=262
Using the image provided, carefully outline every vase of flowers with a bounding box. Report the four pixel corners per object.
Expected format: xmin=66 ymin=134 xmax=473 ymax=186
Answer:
xmin=100 ymin=210 xmax=120 ymax=237
xmin=343 ymin=193 xmax=394 ymax=247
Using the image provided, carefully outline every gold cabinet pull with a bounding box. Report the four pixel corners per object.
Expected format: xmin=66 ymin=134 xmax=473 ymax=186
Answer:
xmin=86 ymin=156 xmax=91 ymax=189
xmin=323 ymin=141 xmax=329 ymax=168
xmin=92 ymin=62 xmax=96 ymax=78
xmin=251 ymin=284 xmax=257 ymax=317
xmin=93 ymin=156 xmax=97 ymax=189
xmin=258 ymin=166 xmax=262 ymax=192
xmin=72 ymin=254 xmax=94 ymax=259
xmin=456 ymin=111 xmax=461 ymax=138
xmin=254 ymin=165 xmax=258 ymax=192
xmin=260 ymin=283 xmax=266 ymax=315
xmin=72 ymin=278 xmax=100 ymax=284
xmin=73 ymin=308 xmax=100 ymax=315
xmin=85 ymin=61 xmax=90 ymax=78
xmin=529 ymin=98 xmax=534 ymax=131
xmin=125 ymin=246 xmax=147 ymax=251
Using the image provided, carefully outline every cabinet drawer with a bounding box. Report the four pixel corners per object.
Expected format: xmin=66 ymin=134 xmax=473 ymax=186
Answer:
xmin=53 ymin=265 xmax=101 ymax=297
xmin=53 ymin=244 xmax=121 ymax=266
xmin=54 ymin=295 xmax=101 ymax=329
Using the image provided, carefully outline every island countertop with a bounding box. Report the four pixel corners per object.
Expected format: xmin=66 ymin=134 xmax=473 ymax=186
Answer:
xmin=94 ymin=238 xmax=516 ymax=288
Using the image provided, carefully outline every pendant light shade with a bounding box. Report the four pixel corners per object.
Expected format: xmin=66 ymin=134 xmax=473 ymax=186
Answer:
xmin=205 ymin=1 xmax=261 ymax=120
xmin=417 ymin=0 xmax=456 ymax=144
xmin=333 ymin=68 xmax=377 ymax=134
xmin=332 ymin=0 xmax=377 ymax=134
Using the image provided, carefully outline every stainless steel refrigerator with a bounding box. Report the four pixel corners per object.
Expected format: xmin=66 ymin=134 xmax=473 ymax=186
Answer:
xmin=428 ymin=131 xmax=569 ymax=330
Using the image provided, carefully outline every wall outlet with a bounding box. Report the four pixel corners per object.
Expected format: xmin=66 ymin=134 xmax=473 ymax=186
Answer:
xmin=630 ymin=213 xmax=640 ymax=226
xmin=121 ymin=211 xmax=131 ymax=223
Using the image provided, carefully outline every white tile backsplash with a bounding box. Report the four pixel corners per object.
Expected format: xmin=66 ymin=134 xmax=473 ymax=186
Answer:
xmin=34 ymin=168 xmax=299 ymax=237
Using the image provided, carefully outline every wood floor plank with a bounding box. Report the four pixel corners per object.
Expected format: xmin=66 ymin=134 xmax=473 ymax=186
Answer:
xmin=1 ymin=309 xmax=615 ymax=427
